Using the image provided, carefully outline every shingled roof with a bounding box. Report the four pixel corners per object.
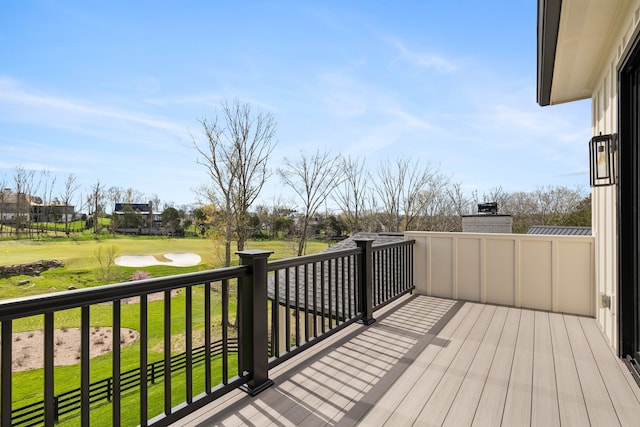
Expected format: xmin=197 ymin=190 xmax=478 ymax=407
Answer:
xmin=322 ymin=232 xmax=405 ymax=252
xmin=267 ymin=232 xmax=408 ymax=315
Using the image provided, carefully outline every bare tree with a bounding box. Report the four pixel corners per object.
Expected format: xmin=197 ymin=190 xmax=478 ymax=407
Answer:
xmin=480 ymin=185 xmax=587 ymax=233
xmin=374 ymin=158 xmax=442 ymax=232
xmin=333 ymin=156 xmax=370 ymax=234
xmin=60 ymin=174 xmax=80 ymax=235
xmin=480 ymin=186 xmax=510 ymax=210
xmin=0 ymin=175 xmax=7 ymax=237
xmin=94 ymin=245 xmax=119 ymax=284
xmin=88 ymin=181 xmax=105 ymax=234
xmin=193 ymin=99 xmax=277 ymax=266
xmin=124 ymin=187 xmax=145 ymax=204
xmin=39 ymin=170 xmax=56 ymax=235
xmin=107 ymin=186 xmax=123 ymax=215
xmin=278 ymin=150 xmax=343 ymax=256
xmin=534 ymin=185 xmax=584 ymax=224
xmin=13 ymin=167 xmax=39 ymax=238
xmin=443 ymin=182 xmax=474 ymax=231
xmin=150 ymin=193 xmax=162 ymax=216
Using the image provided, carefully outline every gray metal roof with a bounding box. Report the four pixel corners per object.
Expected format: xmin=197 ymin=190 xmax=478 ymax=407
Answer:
xmin=527 ymin=225 xmax=592 ymax=236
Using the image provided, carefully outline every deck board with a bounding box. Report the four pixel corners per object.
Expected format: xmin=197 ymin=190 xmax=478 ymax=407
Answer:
xmin=548 ymin=312 xmax=590 ymax=426
xmin=564 ymin=314 xmax=620 ymax=426
xmin=470 ymin=307 xmax=520 ymax=427
xmin=531 ymin=311 xmax=560 ymax=426
xmin=501 ymin=308 xmax=534 ymax=426
xmin=578 ymin=316 xmax=640 ymax=426
xmin=177 ymin=295 xmax=640 ymax=427
xmin=346 ymin=300 xmax=469 ymax=426
xmin=383 ymin=303 xmax=484 ymax=426
xmin=442 ymin=305 xmax=508 ymax=427
xmin=414 ymin=304 xmax=497 ymax=426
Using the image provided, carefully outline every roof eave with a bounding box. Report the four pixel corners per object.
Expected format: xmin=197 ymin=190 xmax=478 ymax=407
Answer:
xmin=537 ymin=0 xmax=563 ymax=107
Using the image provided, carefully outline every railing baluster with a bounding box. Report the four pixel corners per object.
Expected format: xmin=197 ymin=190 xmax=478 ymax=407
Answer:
xmin=391 ymin=246 xmax=396 ymax=298
xmin=385 ymin=248 xmax=390 ymax=302
xmin=304 ymin=264 xmax=309 ymax=343
xmin=375 ymin=251 xmax=380 ymax=306
xmin=140 ymin=295 xmax=148 ymax=426
xmin=312 ymin=262 xmax=318 ymax=338
xmin=285 ymin=268 xmax=291 ymax=353
xmin=164 ymin=290 xmax=171 ymax=415
xmin=399 ymin=245 xmax=404 ymax=291
xmin=205 ymin=282 xmax=212 ymax=391
xmin=221 ymin=280 xmax=228 ymax=385
xmin=272 ymin=271 xmax=279 ymax=358
xmin=44 ymin=312 xmax=55 ymax=425
xmin=320 ymin=260 xmax=325 ymax=334
xmin=112 ymin=300 xmax=121 ymax=426
xmin=328 ymin=259 xmax=333 ymax=330
xmin=406 ymin=244 xmax=410 ymax=291
xmin=409 ymin=244 xmax=414 ymax=290
xmin=294 ymin=266 xmax=300 ymax=348
xmin=384 ymin=248 xmax=388 ymax=301
xmin=395 ymin=246 xmax=400 ymax=293
xmin=340 ymin=257 xmax=345 ymax=324
xmin=347 ymin=256 xmax=352 ymax=319
xmin=186 ymin=286 xmax=193 ymax=404
xmin=81 ymin=306 xmax=90 ymax=426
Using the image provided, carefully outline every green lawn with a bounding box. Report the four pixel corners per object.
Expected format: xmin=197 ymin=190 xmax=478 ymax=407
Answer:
xmin=12 ymin=286 xmax=238 ymax=424
xmin=0 ymin=236 xmax=329 ymax=299
xmin=1 ymin=236 xmax=329 ymax=423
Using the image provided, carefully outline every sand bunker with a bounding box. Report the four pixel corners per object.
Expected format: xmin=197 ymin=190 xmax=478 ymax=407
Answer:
xmin=115 ymin=253 xmax=201 ymax=267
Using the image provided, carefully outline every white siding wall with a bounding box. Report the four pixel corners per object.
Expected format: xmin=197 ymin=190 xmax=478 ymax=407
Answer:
xmin=592 ymin=0 xmax=640 ymax=348
xmin=407 ymin=231 xmax=595 ymax=316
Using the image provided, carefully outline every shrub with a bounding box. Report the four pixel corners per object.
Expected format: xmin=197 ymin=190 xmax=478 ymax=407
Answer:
xmin=129 ymin=270 xmax=152 ymax=281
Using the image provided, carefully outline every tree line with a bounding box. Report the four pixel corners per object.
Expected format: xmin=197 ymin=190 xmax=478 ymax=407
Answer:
xmin=192 ymin=99 xmax=590 ymax=260
xmin=1 ymin=99 xmax=590 ymax=250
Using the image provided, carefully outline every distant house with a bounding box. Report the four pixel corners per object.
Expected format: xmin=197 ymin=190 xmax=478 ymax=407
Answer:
xmin=113 ymin=202 xmax=163 ymax=235
xmin=0 ymin=188 xmax=75 ymax=224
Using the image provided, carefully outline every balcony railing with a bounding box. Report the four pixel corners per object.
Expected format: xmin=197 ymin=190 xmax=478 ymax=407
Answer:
xmin=0 ymin=238 xmax=414 ymax=426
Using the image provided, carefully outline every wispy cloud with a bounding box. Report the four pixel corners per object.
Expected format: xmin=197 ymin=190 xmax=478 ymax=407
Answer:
xmin=0 ymin=77 xmax=187 ymax=138
xmin=144 ymin=93 xmax=223 ymax=107
xmin=388 ymin=38 xmax=457 ymax=73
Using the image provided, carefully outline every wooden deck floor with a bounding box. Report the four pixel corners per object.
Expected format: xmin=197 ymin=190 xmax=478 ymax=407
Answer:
xmin=178 ymin=295 xmax=640 ymax=426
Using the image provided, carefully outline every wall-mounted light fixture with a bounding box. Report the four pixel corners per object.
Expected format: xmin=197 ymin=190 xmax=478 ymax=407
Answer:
xmin=589 ymin=133 xmax=617 ymax=187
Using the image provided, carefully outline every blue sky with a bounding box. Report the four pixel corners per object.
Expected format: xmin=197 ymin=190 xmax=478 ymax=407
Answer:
xmin=0 ymin=1 xmax=591 ymax=210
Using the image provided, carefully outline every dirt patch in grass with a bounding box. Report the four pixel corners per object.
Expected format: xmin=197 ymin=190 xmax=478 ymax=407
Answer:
xmin=7 ymin=326 xmax=139 ymax=372
xmin=4 ymin=290 xmax=185 ymax=372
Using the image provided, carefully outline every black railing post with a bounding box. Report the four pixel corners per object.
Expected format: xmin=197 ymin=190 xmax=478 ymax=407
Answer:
xmin=237 ymin=250 xmax=274 ymax=396
xmin=355 ymin=239 xmax=376 ymax=325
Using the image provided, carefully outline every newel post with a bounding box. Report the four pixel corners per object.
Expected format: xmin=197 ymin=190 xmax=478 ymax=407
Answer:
xmin=237 ymin=249 xmax=274 ymax=396
xmin=355 ymin=239 xmax=376 ymax=325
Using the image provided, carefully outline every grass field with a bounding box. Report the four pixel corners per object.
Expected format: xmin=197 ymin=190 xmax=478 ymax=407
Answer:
xmin=1 ymin=235 xmax=330 ymax=423
xmin=0 ymin=236 xmax=329 ymax=299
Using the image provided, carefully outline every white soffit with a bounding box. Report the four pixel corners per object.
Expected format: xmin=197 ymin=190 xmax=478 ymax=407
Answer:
xmin=550 ymin=0 xmax=625 ymax=105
